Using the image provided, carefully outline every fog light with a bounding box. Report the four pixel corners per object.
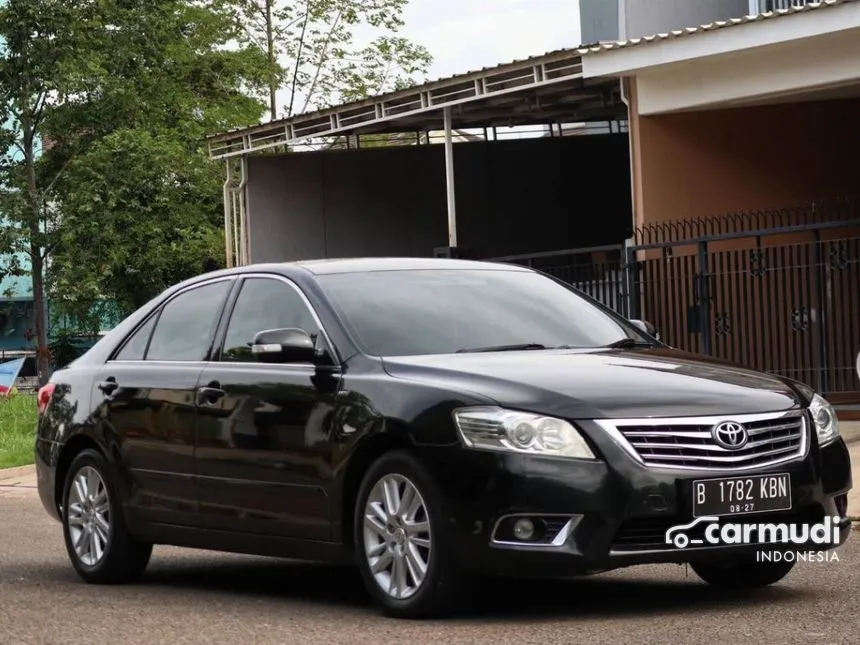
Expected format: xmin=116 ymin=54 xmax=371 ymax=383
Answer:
xmin=513 ymin=518 xmax=535 ymax=540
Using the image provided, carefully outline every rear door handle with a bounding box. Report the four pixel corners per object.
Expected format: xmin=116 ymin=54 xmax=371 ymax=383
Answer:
xmin=197 ymin=383 xmax=225 ymax=404
xmin=98 ymin=378 xmax=118 ymax=395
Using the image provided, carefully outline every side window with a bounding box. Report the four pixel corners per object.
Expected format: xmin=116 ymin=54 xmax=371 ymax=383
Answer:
xmin=146 ymin=280 xmax=232 ymax=362
xmin=114 ymin=315 xmax=157 ymax=361
xmin=220 ymin=278 xmax=321 ymax=362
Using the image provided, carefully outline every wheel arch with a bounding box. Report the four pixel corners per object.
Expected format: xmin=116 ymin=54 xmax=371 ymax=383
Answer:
xmin=54 ymin=434 xmax=108 ymax=514
xmin=339 ymin=424 xmax=415 ymax=551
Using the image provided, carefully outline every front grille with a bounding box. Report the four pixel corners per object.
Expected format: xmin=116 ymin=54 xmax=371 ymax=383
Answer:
xmin=601 ymin=411 xmax=807 ymax=471
xmin=612 ymin=509 xmax=820 ymax=552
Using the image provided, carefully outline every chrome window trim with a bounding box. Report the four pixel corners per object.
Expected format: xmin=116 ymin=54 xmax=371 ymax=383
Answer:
xmin=217 ymin=272 xmax=341 ymax=366
xmin=107 ymin=272 xmax=341 ymax=367
xmin=594 ymin=409 xmax=809 ymax=473
xmin=108 ymin=276 xmax=236 ymax=363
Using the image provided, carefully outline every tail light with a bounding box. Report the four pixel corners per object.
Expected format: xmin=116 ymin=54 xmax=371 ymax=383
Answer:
xmin=37 ymin=383 xmax=56 ymax=416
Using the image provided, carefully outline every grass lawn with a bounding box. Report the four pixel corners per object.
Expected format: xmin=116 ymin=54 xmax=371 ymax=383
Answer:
xmin=0 ymin=393 xmax=37 ymax=469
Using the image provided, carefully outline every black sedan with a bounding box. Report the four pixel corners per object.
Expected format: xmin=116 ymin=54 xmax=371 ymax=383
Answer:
xmin=35 ymin=258 xmax=852 ymax=618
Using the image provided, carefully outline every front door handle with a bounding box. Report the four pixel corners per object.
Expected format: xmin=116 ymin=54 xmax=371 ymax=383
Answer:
xmin=98 ymin=378 xmax=118 ymax=395
xmin=197 ymin=382 xmax=225 ymax=404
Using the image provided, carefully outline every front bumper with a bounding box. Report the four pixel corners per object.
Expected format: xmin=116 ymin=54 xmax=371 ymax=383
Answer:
xmin=427 ymin=420 xmax=852 ymax=578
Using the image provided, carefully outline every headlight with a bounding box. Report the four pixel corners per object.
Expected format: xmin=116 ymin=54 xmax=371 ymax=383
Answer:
xmin=810 ymin=393 xmax=839 ymax=447
xmin=453 ymin=406 xmax=596 ymax=459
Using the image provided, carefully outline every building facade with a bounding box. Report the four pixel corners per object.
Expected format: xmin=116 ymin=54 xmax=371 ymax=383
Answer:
xmin=580 ymin=0 xmax=818 ymax=43
xmin=578 ymin=0 xmax=860 ymax=408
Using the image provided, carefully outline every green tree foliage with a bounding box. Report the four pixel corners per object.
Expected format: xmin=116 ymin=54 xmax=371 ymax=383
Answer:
xmin=232 ymin=0 xmax=433 ymax=119
xmin=1 ymin=1 xmax=431 ymax=384
xmin=0 ymin=0 xmax=269 ymax=381
xmin=52 ymin=130 xmax=232 ymax=322
xmin=0 ymin=0 xmax=113 ymax=381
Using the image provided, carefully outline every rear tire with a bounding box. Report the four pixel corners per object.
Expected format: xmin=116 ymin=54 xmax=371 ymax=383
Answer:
xmin=61 ymin=448 xmax=153 ymax=584
xmin=691 ymin=556 xmax=795 ymax=588
xmin=354 ymin=450 xmax=466 ymax=618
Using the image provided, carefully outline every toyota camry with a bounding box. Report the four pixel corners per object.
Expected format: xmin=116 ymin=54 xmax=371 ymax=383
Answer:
xmin=34 ymin=258 xmax=852 ymax=618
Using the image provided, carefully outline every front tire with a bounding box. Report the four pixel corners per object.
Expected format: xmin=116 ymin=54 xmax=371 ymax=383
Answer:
xmin=354 ymin=450 xmax=465 ymax=618
xmin=61 ymin=448 xmax=153 ymax=584
xmin=691 ymin=556 xmax=795 ymax=588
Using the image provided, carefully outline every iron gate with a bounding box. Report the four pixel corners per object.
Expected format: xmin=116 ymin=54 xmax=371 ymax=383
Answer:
xmin=491 ymin=199 xmax=860 ymax=399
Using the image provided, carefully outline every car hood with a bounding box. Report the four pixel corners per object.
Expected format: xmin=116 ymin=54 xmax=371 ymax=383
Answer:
xmin=380 ymin=347 xmax=806 ymax=419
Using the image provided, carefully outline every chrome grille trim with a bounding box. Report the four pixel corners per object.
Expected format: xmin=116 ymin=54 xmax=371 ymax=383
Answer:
xmin=594 ymin=409 xmax=808 ymax=472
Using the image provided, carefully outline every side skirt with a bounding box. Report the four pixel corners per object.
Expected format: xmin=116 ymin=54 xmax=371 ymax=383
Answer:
xmin=140 ymin=522 xmax=356 ymax=565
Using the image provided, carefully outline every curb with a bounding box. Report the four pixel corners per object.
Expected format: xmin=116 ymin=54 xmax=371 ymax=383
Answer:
xmin=0 ymin=464 xmax=35 ymax=482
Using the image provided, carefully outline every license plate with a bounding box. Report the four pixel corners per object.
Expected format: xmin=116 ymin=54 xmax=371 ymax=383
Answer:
xmin=692 ymin=473 xmax=791 ymax=517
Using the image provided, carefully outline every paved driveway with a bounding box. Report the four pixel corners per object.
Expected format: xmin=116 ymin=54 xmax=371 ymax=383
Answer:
xmin=1 ymin=484 xmax=858 ymax=645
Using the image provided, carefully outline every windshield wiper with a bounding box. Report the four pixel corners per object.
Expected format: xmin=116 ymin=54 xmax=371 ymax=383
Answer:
xmin=456 ymin=343 xmax=550 ymax=354
xmin=602 ymin=337 xmax=654 ymax=349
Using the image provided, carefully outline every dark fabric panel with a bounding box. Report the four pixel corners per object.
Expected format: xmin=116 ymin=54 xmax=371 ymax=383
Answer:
xmin=246 ymin=154 xmax=325 ymax=262
xmin=244 ymin=134 xmax=631 ymax=262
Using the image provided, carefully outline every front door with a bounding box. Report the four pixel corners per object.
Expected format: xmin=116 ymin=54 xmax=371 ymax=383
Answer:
xmin=194 ymin=275 xmax=340 ymax=541
xmin=92 ymin=277 xmax=234 ymax=527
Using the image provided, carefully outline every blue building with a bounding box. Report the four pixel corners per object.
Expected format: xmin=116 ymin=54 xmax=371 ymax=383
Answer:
xmin=0 ymin=0 xmax=40 ymax=354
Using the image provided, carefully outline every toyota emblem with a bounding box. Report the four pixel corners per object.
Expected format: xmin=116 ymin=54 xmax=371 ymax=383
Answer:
xmin=712 ymin=421 xmax=748 ymax=450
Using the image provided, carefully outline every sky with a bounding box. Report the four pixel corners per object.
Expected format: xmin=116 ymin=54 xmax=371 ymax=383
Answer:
xmin=273 ymin=0 xmax=583 ymax=119
xmin=398 ymin=0 xmax=582 ymax=81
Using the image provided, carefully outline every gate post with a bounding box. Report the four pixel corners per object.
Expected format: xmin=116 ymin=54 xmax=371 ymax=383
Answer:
xmin=812 ymin=229 xmax=829 ymax=394
xmin=623 ymin=240 xmax=639 ymax=320
xmin=697 ymin=241 xmax=712 ymax=356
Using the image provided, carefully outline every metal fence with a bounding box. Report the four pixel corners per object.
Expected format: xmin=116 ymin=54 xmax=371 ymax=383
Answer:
xmin=489 ymin=244 xmax=628 ymax=314
xmin=491 ymin=198 xmax=860 ymax=400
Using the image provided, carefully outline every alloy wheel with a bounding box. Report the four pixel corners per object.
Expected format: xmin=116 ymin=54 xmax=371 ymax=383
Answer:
xmin=363 ymin=473 xmax=432 ymax=600
xmin=66 ymin=466 xmax=111 ymax=567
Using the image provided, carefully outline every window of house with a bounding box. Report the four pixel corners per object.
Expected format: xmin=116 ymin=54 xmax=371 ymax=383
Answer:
xmin=758 ymin=0 xmax=810 ymax=13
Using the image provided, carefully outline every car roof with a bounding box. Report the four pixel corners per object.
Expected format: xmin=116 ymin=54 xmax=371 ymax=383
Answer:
xmin=187 ymin=257 xmax=533 ymax=282
xmin=289 ymin=257 xmax=531 ymax=275
xmin=165 ymin=257 xmax=536 ymax=297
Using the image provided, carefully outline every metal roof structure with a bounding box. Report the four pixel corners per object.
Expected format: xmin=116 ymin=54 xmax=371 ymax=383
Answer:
xmin=206 ymin=47 xmax=625 ymax=159
xmin=577 ymin=0 xmax=855 ymax=56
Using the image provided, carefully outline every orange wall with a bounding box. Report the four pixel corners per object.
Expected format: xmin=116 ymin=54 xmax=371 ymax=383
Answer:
xmin=625 ymin=88 xmax=860 ymax=399
xmin=632 ymin=92 xmax=860 ymax=226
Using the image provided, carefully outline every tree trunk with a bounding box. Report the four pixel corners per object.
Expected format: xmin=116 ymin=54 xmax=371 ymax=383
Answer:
xmin=30 ymin=249 xmax=49 ymax=386
xmin=266 ymin=0 xmax=277 ymax=119
xmin=23 ymin=128 xmax=50 ymax=386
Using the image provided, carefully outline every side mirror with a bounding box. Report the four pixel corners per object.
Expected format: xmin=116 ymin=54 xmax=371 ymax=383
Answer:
xmin=629 ymin=319 xmax=661 ymax=341
xmin=252 ymin=328 xmax=316 ymax=364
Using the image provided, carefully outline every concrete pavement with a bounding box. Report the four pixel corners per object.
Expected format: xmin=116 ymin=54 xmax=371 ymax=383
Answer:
xmin=2 ymin=490 xmax=860 ymax=644
xmin=0 ymin=464 xmax=36 ymax=499
xmin=2 ymin=426 xmax=860 ymax=644
xmin=840 ymin=420 xmax=860 ymax=446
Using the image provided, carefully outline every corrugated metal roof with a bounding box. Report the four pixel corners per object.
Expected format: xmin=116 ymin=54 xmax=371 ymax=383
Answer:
xmin=578 ymin=0 xmax=856 ymax=55
xmin=207 ymin=46 xmax=583 ymax=141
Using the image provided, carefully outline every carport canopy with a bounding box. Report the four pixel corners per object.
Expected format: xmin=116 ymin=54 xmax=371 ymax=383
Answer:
xmin=205 ymin=48 xmax=626 ymax=265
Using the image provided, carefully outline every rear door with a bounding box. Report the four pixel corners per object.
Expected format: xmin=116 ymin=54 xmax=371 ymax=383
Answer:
xmin=92 ymin=277 xmax=234 ymax=527
xmin=193 ymin=274 xmax=341 ymax=540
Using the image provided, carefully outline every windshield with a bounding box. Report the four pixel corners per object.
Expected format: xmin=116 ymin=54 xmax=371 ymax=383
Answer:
xmin=316 ymin=268 xmax=650 ymax=357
